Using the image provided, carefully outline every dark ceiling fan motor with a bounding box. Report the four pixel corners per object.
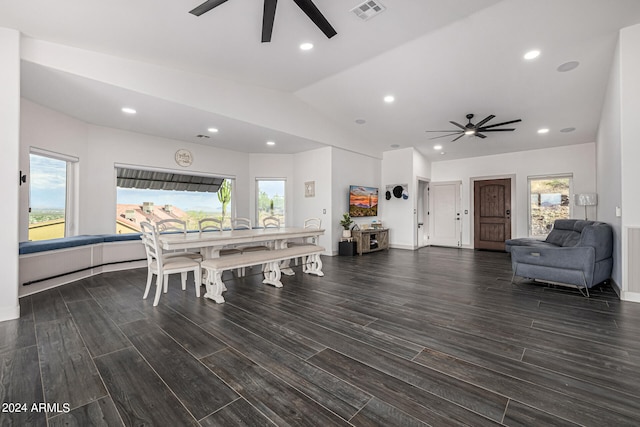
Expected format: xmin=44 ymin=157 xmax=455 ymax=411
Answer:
xmin=189 ymin=0 xmax=337 ymax=43
xmin=425 ymin=113 xmax=522 ymax=142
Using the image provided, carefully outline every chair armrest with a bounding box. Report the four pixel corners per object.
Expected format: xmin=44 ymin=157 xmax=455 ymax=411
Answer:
xmin=510 ymin=246 xmax=595 ymax=271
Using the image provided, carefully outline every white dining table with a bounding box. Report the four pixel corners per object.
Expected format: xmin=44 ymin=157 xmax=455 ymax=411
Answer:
xmin=158 ymin=227 xmax=324 ymax=275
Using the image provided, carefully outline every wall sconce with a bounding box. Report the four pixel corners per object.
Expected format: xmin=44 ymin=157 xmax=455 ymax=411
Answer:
xmin=19 ymin=171 xmax=26 ymax=186
xmin=574 ymin=193 xmax=597 ymax=220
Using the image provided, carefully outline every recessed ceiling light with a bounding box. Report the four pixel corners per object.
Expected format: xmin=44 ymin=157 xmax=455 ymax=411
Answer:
xmin=524 ymin=50 xmax=541 ymax=60
xmin=557 ymin=61 xmax=579 ymax=72
xmin=537 ymin=128 xmax=550 ymax=134
xmin=440 ymin=151 xmax=446 ymax=155
xmin=355 ymin=119 xmax=366 ymax=125
xmin=560 ymin=127 xmax=576 ymax=133
xmin=207 ymin=127 xmax=219 ymax=133
xmin=384 ymin=95 xmax=395 ymax=103
xmin=266 ymin=141 xmax=275 ymax=146
xmin=433 ymin=145 xmax=443 ymax=150
xmin=390 ymin=144 xmax=400 ymax=148
xmin=300 ymin=42 xmax=314 ymax=51
xmin=121 ymin=107 xmax=136 ymax=114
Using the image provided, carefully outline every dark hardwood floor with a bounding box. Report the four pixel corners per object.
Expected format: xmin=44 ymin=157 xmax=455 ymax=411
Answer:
xmin=2 ymin=247 xmax=640 ymax=426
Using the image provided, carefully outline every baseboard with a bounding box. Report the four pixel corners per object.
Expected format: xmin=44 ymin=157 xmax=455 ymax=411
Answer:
xmin=0 ymin=304 xmax=21 ymax=322
xmin=390 ymin=244 xmax=414 ymax=250
xmin=621 ymin=290 xmax=640 ymax=303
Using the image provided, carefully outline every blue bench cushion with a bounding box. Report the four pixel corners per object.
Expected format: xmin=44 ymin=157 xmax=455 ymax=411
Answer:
xmin=19 ymin=234 xmax=141 ymax=254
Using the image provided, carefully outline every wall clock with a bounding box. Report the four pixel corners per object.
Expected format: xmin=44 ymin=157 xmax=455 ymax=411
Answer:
xmin=175 ymin=149 xmax=193 ymax=167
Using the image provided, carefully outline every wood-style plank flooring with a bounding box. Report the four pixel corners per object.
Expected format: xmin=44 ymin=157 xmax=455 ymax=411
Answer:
xmin=2 ymin=247 xmax=640 ymax=426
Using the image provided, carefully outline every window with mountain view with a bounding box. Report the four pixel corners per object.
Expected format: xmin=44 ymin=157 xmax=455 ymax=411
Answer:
xmin=529 ymin=175 xmax=572 ymax=237
xmin=115 ymin=168 xmax=234 ymax=233
xmin=256 ymin=179 xmax=285 ymax=227
xmin=29 ymin=152 xmax=75 ymax=241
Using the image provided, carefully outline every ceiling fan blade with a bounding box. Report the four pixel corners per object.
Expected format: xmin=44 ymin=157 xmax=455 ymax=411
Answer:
xmin=429 ymin=132 xmax=463 ymax=140
xmin=261 ymin=0 xmax=278 ymax=42
xmin=449 ymin=121 xmax=466 ymax=130
xmin=475 ymin=133 xmax=487 ymax=139
xmin=425 ymin=130 xmax=461 ymax=133
xmin=189 ymin=0 xmax=230 ymax=16
xmin=478 ymin=128 xmax=516 ymax=132
xmin=474 ymin=115 xmax=495 ymax=128
xmin=451 ymin=134 xmax=465 ymax=142
xmin=293 ymin=0 xmax=337 ymax=38
xmin=481 ymin=119 xmax=522 ymax=129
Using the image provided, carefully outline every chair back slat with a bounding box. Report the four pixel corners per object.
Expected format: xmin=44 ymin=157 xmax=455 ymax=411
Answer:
xmin=232 ymin=217 xmax=252 ymax=230
xmin=199 ymin=217 xmax=223 ymax=235
xmin=156 ymin=218 xmax=188 ymax=235
xmin=304 ymin=218 xmax=321 ymax=229
xmin=141 ymin=221 xmax=164 ymax=269
xmin=263 ymin=216 xmax=280 ymax=229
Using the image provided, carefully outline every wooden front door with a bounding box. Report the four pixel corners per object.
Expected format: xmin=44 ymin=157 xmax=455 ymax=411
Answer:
xmin=474 ymin=179 xmax=511 ymax=251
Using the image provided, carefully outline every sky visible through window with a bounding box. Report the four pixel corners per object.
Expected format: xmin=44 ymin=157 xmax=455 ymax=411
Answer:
xmin=30 ymin=154 xmax=66 ymax=210
xmin=117 ymin=179 xmax=284 ymax=212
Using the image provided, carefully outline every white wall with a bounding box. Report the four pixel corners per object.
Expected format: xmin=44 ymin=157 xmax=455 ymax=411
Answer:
xmin=0 ymin=28 xmax=21 ymax=321
xmin=432 ymin=143 xmax=597 ymax=247
xmin=597 ymin=40 xmax=623 ymax=288
xmin=293 ymin=147 xmax=332 ymax=252
xmin=332 ymin=148 xmax=382 ymax=254
xmin=19 ymin=100 xmax=88 ymax=241
xmin=619 ymin=23 xmax=640 ymax=299
xmin=382 ymin=148 xmax=419 ymax=249
xmin=20 ymin=102 xmax=252 ymax=236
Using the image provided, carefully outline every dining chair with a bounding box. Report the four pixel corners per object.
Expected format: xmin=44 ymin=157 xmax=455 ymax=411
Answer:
xmin=288 ymin=217 xmax=322 ymax=267
xmin=262 ymin=216 xmax=281 ymax=228
xmin=140 ymin=221 xmax=201 ymax=306
xmin=155 ymin=218 xmax=203 ymax=261
xmin=198 ymin=217 xmax=242 ymax=256
xmin=232 ymin=217 xmax=269 ymax=252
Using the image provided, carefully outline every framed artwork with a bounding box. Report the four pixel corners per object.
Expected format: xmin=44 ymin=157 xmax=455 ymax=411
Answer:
xmin=305 ymin=181 xmax=315 ymax=197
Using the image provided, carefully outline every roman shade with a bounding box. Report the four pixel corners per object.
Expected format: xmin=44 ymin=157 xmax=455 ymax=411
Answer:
xmin=116 ymin=167 xmax=224 ymax=193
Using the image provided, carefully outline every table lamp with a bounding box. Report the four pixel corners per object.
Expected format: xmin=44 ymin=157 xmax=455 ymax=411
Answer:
xmin=574 ymin=193 xmax=597 ymax=220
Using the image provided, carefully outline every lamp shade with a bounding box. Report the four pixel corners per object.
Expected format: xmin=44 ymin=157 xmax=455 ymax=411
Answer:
xmin=574 ymin=193 xmax=598 ymax=206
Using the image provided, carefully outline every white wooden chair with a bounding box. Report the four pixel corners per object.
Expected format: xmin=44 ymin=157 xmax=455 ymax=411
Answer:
xmin=288 ymin=218 xmax=322 ymax=267
xmin=262 ymin=216 xmax=281 ymax=229
xmin=198 ymin=218 xmax=242 ymax=256
xmin=155 ymin=218 xmax=203 ymax=261
xmin=231 ymin=217 xmax=269 ymax=276
xmin=233 ymin=217 xmax=270 ymax=253
xmin=140 ymin=221 xmax=201 ymax=306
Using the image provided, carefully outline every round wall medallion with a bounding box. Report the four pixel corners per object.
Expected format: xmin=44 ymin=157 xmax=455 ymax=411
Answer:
xmin=175 ymin=149 xmax=193 ymax=167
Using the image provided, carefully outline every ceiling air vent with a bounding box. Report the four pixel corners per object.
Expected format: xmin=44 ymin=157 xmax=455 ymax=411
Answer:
xmin=351 ymin=0 xmax=386 ymax=21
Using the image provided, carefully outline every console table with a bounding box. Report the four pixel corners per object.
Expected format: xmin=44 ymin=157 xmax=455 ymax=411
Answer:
xmin=352 ymin=228 xmax=389 ymax=255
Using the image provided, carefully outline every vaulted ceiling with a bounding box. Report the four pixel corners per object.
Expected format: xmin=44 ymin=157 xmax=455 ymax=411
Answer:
xmin=3 ymin=0 xmax=640 ymax=160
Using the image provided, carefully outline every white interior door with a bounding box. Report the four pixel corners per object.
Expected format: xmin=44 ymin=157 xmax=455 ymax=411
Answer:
xmin=428 ymin=181 xmax=461 ymax=247
xmin=417 ymin=179 xmax=429 ymax=247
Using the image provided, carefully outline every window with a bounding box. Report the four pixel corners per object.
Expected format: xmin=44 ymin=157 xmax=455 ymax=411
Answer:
xmin=115 ymin=167 xmax=234 ymax=233
xmin=28 ymin=150 xmax=77 ymax=241
xmin=256 ymin=179 xmax=286 ymax=226
xmin=529 ymin=175 xmax=572 ymax=237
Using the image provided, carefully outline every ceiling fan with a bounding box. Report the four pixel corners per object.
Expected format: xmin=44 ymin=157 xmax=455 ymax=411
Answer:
xmin=426 ymin=114 xmax=522 ymax=142
xmin=189 ymin=0 xmax=337 ymax=43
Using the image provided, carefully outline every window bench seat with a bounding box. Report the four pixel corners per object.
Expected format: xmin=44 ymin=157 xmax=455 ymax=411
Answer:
xmin=19 ymin=234 xmax=146 ymax=297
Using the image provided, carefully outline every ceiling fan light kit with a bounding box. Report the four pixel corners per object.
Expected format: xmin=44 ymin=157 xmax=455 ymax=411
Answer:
xmin=189 ymin=0 xmax=337 ymax=43
xmin=426 ymin=113 xmax=522 ymax=142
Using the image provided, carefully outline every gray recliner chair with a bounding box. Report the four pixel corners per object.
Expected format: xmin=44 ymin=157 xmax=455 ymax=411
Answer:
xmin=506 ymin=219 xmax=613 ymax=296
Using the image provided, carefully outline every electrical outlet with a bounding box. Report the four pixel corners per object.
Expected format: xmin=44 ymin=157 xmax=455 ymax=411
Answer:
xmin=323 ymin=209 xmax=326 ymax=214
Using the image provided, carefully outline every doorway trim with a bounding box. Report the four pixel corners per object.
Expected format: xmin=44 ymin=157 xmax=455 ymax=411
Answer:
xmin=416 ymin=176 xmax=430 ymax=248
xmin=469 ymin=174 xmax=516 ymax=250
